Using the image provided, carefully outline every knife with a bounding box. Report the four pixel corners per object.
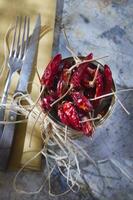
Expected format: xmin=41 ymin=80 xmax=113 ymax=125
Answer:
xmin=0 ymin=15 xmax=41 ymax=170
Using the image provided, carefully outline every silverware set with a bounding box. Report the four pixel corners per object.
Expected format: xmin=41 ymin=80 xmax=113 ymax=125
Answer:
xmin=0 ymin=16 xmax=30 ymax=138
xmin=0 ymin=15 xmax=41 ymax=170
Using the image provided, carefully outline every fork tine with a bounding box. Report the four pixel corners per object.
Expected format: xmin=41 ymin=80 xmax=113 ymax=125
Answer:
xmin=9 ymin=16 xmax=19 ymax=57
xmin=19 ymin=16 xmax=27 ymax=58
xmin=25 ymin=16 xmax=30 ymax=52
xmin=16 ymin=16 xmax=22 ymax=57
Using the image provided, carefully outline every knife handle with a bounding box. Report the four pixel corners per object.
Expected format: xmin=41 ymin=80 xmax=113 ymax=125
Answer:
xmin=0 ymin=107 xmax=6 ymax=138
xmin=0 ymin=105 xmax=17 ymax=170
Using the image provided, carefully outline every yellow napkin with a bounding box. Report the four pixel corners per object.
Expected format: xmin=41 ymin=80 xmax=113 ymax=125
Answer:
xmin=0 ymin=0 xmax=57 ymax=170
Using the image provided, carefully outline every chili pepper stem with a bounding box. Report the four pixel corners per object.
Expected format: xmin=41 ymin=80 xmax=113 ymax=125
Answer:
xmin=66 ymin=46 xmax=81 ymax=63
xmin=89 ymin=64 xmax=100 ymax=87
xmin=79 ymin=114 xmax=102 ymax=123
xmin=50 ymin=85 xmax=73 ymax=107
xmin=68 ymin=55 xmax=109 ymax=72
xmin=90 ymin=88 xmax=133 ymax=101
xmin=62 ymin=25 xmax=81 ymax=63
xmin=90 ymin=88 xmax=133 ymax=115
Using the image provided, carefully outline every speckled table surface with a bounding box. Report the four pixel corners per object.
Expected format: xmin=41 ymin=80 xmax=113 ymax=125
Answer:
xmin=0 ymin=0 xmax=133 ymax=200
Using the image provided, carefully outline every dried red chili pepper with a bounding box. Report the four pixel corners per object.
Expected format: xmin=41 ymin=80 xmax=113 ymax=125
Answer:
xmin=56 ymin=54 xmax=93 ymax=96
xmin=84 ymin=53 xmax=95 ymax=77
xmin=58 ymin=105 xmax=71 ymax=126
xmin=57 ymin=68 xmax=70 ymax=97
xmin=89 ymin=88 xmax=96 ymax=99
xmin=61 ymin=59 xmax=73 ymax=69
xmin=70 ymin=63 xmax=88 ymax=88
xmin=86 ymin=67 xmax=96 ymax=77
xmin=81 ymin=57 xmax=96 ymax=88
xmin=84 ymin=53 xmax=93 ymax=60
xmin=84 ymin=87 xmax=96 ymax=99
xmin=80 ymin=116 xmax=94 ymax=136
xmin=58 ymin=101 xmax=81 ymax=130
xmin=41 ymin=54 xmax=62 ymax=88
xmin=71 ymin=91 xmax=93 ymax=112
xmin=93 ymin=71 xmax=103 ymax=108
xmin=104 ymin=64 xmax=113 ymax=94
xmin=40 ymin=92 xmax=57 ymax=111
xmin=82 ymin=71 xmax=95 ymax=88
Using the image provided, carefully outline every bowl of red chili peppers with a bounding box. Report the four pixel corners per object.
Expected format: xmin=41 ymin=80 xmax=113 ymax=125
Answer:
xmin=40 ymin=53 xmax=116 ymax=137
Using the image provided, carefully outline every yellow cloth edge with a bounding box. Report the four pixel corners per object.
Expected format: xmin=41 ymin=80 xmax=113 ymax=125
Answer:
xmin=7 ymin=0 xmax=57 ymax=170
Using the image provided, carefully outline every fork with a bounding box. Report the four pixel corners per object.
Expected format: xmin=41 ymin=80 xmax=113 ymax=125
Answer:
xmin=0 ymin=16 xmax=30 ymax=138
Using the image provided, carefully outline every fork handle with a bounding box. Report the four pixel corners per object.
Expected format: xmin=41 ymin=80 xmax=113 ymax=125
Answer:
xmin=0 ymin=106 xmax=17 ymax=170
xmin=0 ymin=71 xmax=12 ymax=138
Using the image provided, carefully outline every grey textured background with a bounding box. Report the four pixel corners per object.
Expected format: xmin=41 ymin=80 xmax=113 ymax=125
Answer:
xmin=0 ymin=0 xmax=133 ymax=199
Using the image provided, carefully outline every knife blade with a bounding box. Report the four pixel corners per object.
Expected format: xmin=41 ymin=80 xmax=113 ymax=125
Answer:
xmin=0 ymin=15 xmax=41 ymax=170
